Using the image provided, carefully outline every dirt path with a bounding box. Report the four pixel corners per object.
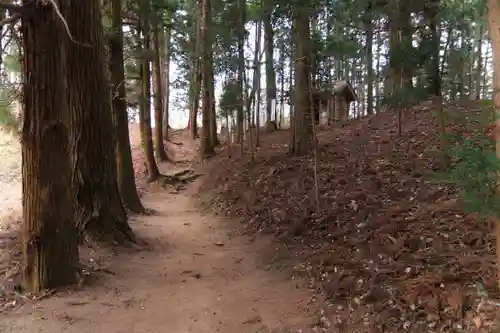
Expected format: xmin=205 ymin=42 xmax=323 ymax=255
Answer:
xmin=0 ymin=179 xmax=320 ymax=333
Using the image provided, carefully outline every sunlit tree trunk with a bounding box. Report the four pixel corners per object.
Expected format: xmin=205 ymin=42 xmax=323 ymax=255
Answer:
xmin=263 ymin=0 xmax=276 ymax=126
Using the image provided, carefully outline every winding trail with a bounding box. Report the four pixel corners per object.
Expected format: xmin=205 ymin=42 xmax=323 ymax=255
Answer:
xmin=0 ymin=176 xmax=320 ymax=333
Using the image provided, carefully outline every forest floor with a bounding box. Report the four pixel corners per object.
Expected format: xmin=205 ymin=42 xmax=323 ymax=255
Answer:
xmin=200 ymin=100 xmax=500 ymax=332
xmin=2 ymin=101 xmax=500 ymax=332
xmin=0 ymin=126 xmax=324 ymax=333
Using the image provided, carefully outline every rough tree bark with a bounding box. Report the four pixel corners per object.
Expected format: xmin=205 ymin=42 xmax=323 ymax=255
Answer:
xmin=291 ymin=1 xmax=313 ymax=155
xmin=200 ymin=0 xmax=215 ymax=158
xmin=152 ymin=10 xmax=169 ymax=161
xmin=236 ymin=0 xmax=245 ymax=145
xmin=188 ymin=5 xmax=201 ymax=139
xmin=487 ymin=0 xmax=500 ymax=289
xmin=263 ymin=0 xmax=276 ymax=128
xmin=21 ymin=0 xmax=79 ymax=292
xmin=139 ymin=0 xmax=161 ymax=181
xmin=364 ymin=7 xmax=374 ymax=115
xmin=161 ymin=14 xmax=171 ymax=141
xmin=63 ymin=0 xmax=134 ymax=244
xmin=108 ymin=0 xmax=145 ymax=213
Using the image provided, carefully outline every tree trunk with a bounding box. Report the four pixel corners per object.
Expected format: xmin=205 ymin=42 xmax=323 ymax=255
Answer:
xmin=208 ymin=40 xmax=219 ymax=147
xmin=188 ymin=5 xmax=202 ymax=139
xmin=475 ymin=21 xmax=484 ymax=100
xmin=263 ymin=0 xmax=276 ymax=125
xmin=425 ymin=0 xmax=441 ymax=97
xmin=200 ymin=0 xmax=215 ymax=158
xmin=292 ymin=2 xmax=312 ymax=155
xmin=152 ymin=12 xmax=168 ymax=161
xmin=21 ymin=0 xmax=79 ymax=292
xmin=63 ymin=0 xmax=134 ymax=244
xmin=162 ymin=14 xmax=171 ymax=141
xmin=487 ymin=0 xmax=500 ymax=289
xmin=139 ymin=0 xmax=161 ymax=181
xmin=364 ymin=11 xmax=374 ymax=115
xmin=108 ymin=0 xmax=145 ymax=214
xmin=252 ymin=19 xmax=262 ymax=146
xmin=236 ymin=0 xmax=245 ymax=146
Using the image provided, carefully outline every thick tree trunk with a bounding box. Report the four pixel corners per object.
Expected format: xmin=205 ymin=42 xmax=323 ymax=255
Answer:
xmin=152 ymin=13 xmax=168 ymax=161
xmin=200 ymin=0 xmax=215 ymax=158
xmin=487 ymin=0 xmax=500 ymax=289
xmin=63 ymin=0 xmax=134 ymax=244
xmin=162 ymin=16 xmax=171 ymax=141
xmin=108 ymin=0 xmax=145 ymax=213
xmin=263 ymin=1 xmax=276 ymax=125
xmin=292 ymin=2 xmax=312 ymax=155
xmin=21 ymin=0 xmax=79 ymax=292
xmin=139 ymin=0 xmax=161 ymax=181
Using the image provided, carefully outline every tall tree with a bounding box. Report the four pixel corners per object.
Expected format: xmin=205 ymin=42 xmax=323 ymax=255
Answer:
xmin=263 ymin=0 xmax=276 ymax=127
xmin=108 ymin=0 xmax=145 ymax=213
xmin=20 ymin=0 xmax=79 ymax=292
xmin=139 ymin=0 xmax=161 ymax=181
xmin=162 ymin=12 xmax=172 ymax=141
xmin=236 ymin=0 xmax=246 ymax=145
xmin=291 ymin=0 xmax=313 ymax=155
xmin=364 ymin=3 xmax=374 ymax=115
xmin=200 ymin=0 xmax=215 ymax=158
xmin=63 ymin=0 xmax=134 ymax=243
xmin=488 ymin=0 xmax=500 ymax=288
xmin=152 ymin=7 xmax=169 ymax=162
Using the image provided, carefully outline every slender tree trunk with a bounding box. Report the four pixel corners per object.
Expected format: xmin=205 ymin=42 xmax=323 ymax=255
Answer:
xmin=189 ymin=8 xmax=201 ymax=139
xmin=475 ymin=21 xmax=484 ymax=100
xmin=292 ymin=2 xmax=312 ymax=155
xmin=487 ymin=0 xmax=500 ymax=290
xmin=200 ymin=0 xmax=215 ymax=158
xmin=139 ymin=0 xmax=161 ymax=181
xmin=108 ymin=0 xmax=145 ymax=213
xmin=425 ymin=0 xmax=441 ymax=97
xmin=252 ymin=19 xmax=262 ymax=146
xmin=236 ymin=0 xmax=245 ymax=147
xmin=152 ymin=11 xmax=168 ymax=161
xmin=21 ymin=0 xmax=79 ymax=292
xmin=63 ymin=0 xmax=134 ymax=244
xmin=162 ymin=14 xmax=171 ymax=141
xmin=263 ymin=0 xmax=276 ymax=126
xmin=365 ymin=12 xmax=374 ymax=115
xmin=208 ymin=42 xmax=219 ymax=147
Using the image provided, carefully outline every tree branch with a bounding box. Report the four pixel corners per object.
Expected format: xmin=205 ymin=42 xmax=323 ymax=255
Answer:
xmin=0 ymin=1 xmax=23 ymax=13
xmin=0 ymin=13 xmax=20 ymax=27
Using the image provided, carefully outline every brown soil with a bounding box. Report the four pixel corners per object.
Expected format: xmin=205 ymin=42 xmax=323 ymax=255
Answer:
xmin=0 ymin=164 xmax=322 ymax=332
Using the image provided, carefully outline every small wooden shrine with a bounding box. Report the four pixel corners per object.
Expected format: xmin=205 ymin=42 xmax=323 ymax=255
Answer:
xmin=287 ymin=80 xmax=358 ymax=125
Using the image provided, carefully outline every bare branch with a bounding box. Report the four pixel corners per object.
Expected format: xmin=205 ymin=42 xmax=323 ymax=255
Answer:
xmin=0 ymin=13 xmax=20 ymax=27
xmin=44 ymin=0 xmax=92 ymax=48
xmin=0 ymin=1 xmax=23 ymax=13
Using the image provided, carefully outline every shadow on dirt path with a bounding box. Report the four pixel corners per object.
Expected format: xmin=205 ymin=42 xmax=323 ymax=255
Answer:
xmin=0 ymin=170 xmax=320 ymax=333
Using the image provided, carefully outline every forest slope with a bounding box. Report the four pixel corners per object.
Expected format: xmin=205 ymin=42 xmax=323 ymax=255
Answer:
xmin=200 ymin=101 xmax=498 ymax=332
